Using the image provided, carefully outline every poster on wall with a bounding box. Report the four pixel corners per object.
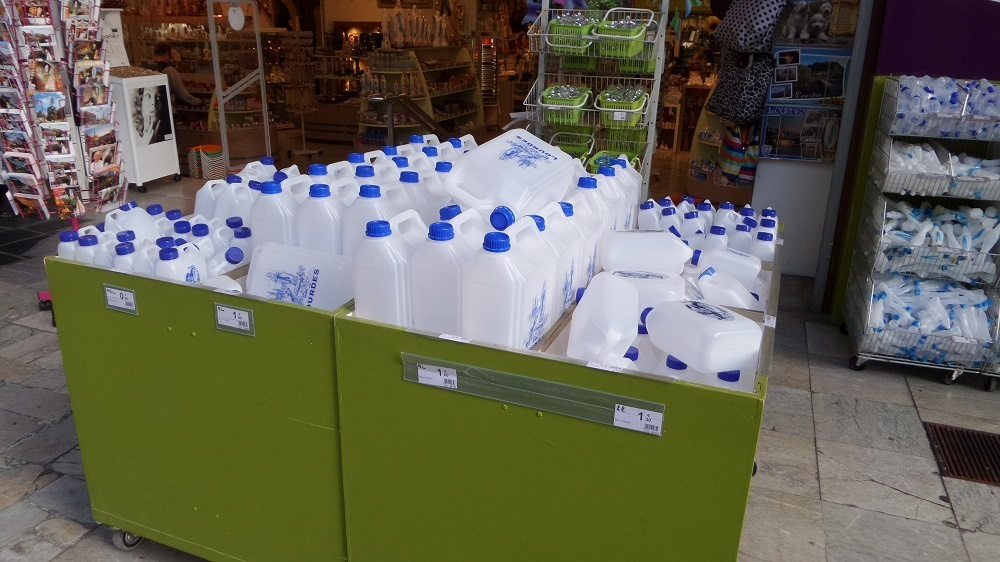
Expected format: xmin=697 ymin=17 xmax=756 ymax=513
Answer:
xmin=129 ymin=84 xmax=172 ymax=146
xmin=773 ymin=0 xmax=858 ymax=47
xmin=768 ymin=46 xmax=850 ymax=103
xmin=760 ymin=104 xmax=841 ymax=162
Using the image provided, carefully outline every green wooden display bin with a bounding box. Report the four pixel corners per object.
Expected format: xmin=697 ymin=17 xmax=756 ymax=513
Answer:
xmin=45 ymin=258 xmax=348 ymax=562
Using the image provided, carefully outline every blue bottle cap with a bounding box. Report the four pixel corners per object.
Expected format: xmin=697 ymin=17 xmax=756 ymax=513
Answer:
xmin=666 ymin=355 xmax=687 ymax=370
xmin=682 ymin=196 xmax=695 ymax=204
xmin=640 ymin=201 xmax=654 ymax=210
xmin=528 ymin=215 xmax=546 ymax=232
xmin=598 ymin=166 xmax=615 ymax=177
xmin=166 ymin=209 xmax=183 ymax=220
xmin=576 ymin=287 xmax=586 ymax=304
xmin=762 ymin=208 xmax=777 ymax=218
xmin=147 ymin=203 xmax=164 ymax=216
xmin=439 ymin=204 xmax=462 ymax=221
xmin=174 ymin=238 xmax=187 ymax=246
xmin=669 ymin=226 xmax=683 ymax=238
xmin=422 ymin=146 xmax=439 ymax=158
xmin=720 ymin=201 xmax=734 ymax=210
xmin=409 ymin=134 xmax=424 ymax=143
xmin=115 ymin=242 xmax=135 ymax=256
xmin=226 ymin=174 xmax=242 ymax=184
xmin=697 ymin=202 xmax=713 ymax=212
xmin=624 ymin=346 xmax=639 ymax=361
xmin=366 ymin=220 xmax=391 ymax=237
xmin=710 ymin=226 xmax=726 ymax=236
xmin=234 ymin=227 xmax=252 ymax=239
xmin=174 ymin=220 xmax=191 ymax=234
xmin=490 ymin=206 xmax=516 ymax=230
xmin=657 ymin=197 xmax=674 ymax=207
xmin=428 ymin=222 xmax=455 ymax=241
xmin=392 ymin=156 xmax=409 ymax=168
xmin=192 ymin=223 xmax=210 ymax=237
xmin=273 ymin=171 xmax=288 ymax=182
xmin=226 ymin=217 xmax=244 ymax=229
xmin=116 ymin=230 xmax=136 ymax=242
xmin=577 ymin=176 xmax=597 ymax=189
xmin=347 ymin=152 xmax=365 ymax=164
xmin=129 ymin=200 xmax=138 ymax=209
xmin=483 ymin=232 xmax=511 ymax=252
xmin=760 ymin=218 xmax=777 ymax=229
xmin=310 ymin=184 xmax=331 ymax=198
xmin=718 ymin=370 xmax=741 ymax=382
xmin=95 ymin=222 xmax=105 ymax=232
xmin=260 ymin=156 xmax=274 ymax=165
xmin=736 ymin=224 xmax=751 ymax=232
xmin=78 ymin=234 xmax=98 ymax=247
xmin=638 ymin=323 xmax=648 ymax=335
xmin=684 ymin=211 xmax=699 ymax=220
xmin=559 ymin=202 xmax=574 ymax=217
xmin=400 ymin=171 xmax=419 ymax=183
xmin=225 ymin=246 xmax=245 ymax=265
xmin=59 ymin=230 xmax=78 ymax=243
xmin=447 ymin=137 xmax=462 ymax=148
xmin=378 ymin=146 xmax=397 ymax=156
xmin=435 ymin=161 xmax=453 ymax=173
xmin=119 ymin=204 xmax=131 ymax=212
xmin=308 ymin=163 xmax=327 ymax=176
xmin=261 ymin=181 xmax=282 ymax=194
xmin=640 ymin=306 xmax=653 ymax=325
xmin=743 ymin=217 xmax=758 ymax=229
xmin=757 ymin=232 xmax=774 ymax=241
xmin=612 ymin=158 xmax=628 ymax=168
xmin=662 ymin=207 xmax=676 ymax=216
xmin=359 ymin=184 xmax=381 ymax=198
xmin=691 ymin=249 xmax=701 ymax=266
xmin=248 ymin=180 xmax=262 ymax=191
xmin=159 ymin=247 xmax=179 ymax=260
xmin=356 ymin=165 xmax=375 ymax=178
xmin=155 ymin=236 xmax=175 ymax=249
xmin=739 ymin=207 xmax=755 ymax=217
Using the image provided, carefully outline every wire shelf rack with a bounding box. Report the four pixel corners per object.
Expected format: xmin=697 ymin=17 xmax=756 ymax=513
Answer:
xmin=880 ymin=77 xmax=1000 ymax=141
xmin=523 ymin=73 xmax=656 ymax=129
xmin=527 ymin=8 xmax=665 ymax=63
xmin=871 ymin=131 xmax=1000 ymax=199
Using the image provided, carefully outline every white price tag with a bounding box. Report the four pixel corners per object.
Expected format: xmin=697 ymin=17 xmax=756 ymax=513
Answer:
xmin=952 ymin=335 xmax=977 ymax=344
xmin=613 ymin=404 xmax=663 ymax=436
xmin=612 ymin=111 xmax=627 ymax=121
xmin=776 ymin=238 xmax=784 ymax=246
xmin=215 ymin=304 xmax=254 ymax=336
xmin=104 ymin=285 xmax=137 ymax=315
xmin=417 ymin=364 xmax=458 ymax=389
xmin=587 ymin=361 xmax=623 ymax=373
xmin=764 ymin=315 xmax=777 ymax=328
xmin=439 ymin=333 xmax=471 ymax=343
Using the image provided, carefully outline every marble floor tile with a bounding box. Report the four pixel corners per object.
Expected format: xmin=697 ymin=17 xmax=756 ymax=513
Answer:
xmin=0 ymin=409 xmax=44 ymax=450
xmin=806 ymin=322 xmax=851 ymax=360
xmin=0 ymin=532 xmax=67 ymax=561
xmin=0 ymin=463 xmax=44 ymax=511
xmin=944 ymin=478 xmax=1000 ymax=535
xmin=30 ymin=351 xmax=63 ymax=371
xmin=27 ymin=476 xmax=95 ymax=527
xmin=35 ymin=517 xmax=88 ymax=547
xmin=753 ymin=429 xmax=820 ymax=499
xmin=12 ymin=311 xmax=57 ymax=333
xmin=0 ymin=362 xmax=40 ymax=385
xmin=816 ymin=439 xmax=953 ymax=525
xmin=0 ymin=287 xmax=43 ymax=323
xmin=21 ymin=369 xmax=66 ymax=391
xmin=738 ymin=486 xmax=825 ymax=562
xmin=0 ymin=386 xmax=71 ymax=421
xmin=962 ymin=530 xmax=1000 ymax=562
xmin=762 ymin=385 xmax=814 ymax=439
xmin=0 ymin=502 xmax=49 ymax=549
xmin=5 ymin=416 xmax=76 ymax=465
xmin=810 ymin=354 xmax=913 ymax=406
xmin=917 ymin=407 xmax=1000 ymax=435
xmin=823 ymin=502 xmax=968 ymax=562
xmin=908 ymin=370 xmax=1000 ymax=403
xmin=0 ymin=332 xmax=61 ymax=364
xmin=813 ymin=393 xmax=933 ymax=458
xmin=0 ymin=324 xmax=35 ymax=348
xmin=767 ymin=347 xmax=810 ymax=391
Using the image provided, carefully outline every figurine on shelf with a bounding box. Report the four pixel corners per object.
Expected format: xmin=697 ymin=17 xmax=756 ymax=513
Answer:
xmin=408 ymin=6 xmax=419 ymax=47
xmin=393 ymin=0 xmax=405 ymax=48
xmin=381 ymin=8 xmax=392 ymax=47
xmin=434 ymin=13 xmax=446 ymax=46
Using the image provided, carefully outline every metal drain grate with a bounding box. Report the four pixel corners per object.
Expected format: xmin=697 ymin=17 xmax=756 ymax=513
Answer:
xmin=924 ymin=422 xmax=1000 ymax=486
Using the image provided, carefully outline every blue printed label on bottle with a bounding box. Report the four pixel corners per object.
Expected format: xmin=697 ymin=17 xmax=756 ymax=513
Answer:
xmin=525 ymin=281 xmax=549 ymax=348
xmin=684 ymin=301 xmax=735 ymax=321
xmin=498 ymin=135 xmax=558 ymax=169
xmin=614 ymin=270 xmax=666 ymax=279
xmin=265 ymin=266 xmax=322 ymax=307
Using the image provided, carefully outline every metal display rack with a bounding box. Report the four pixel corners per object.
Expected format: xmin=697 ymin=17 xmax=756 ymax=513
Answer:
xmin=525 ymin=4 xmax=667 ymax=199
xmin=845 ymin=77 xmax=1000 ymax=390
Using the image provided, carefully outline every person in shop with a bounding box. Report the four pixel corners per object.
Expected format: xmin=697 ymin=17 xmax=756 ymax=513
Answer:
xmin=153 ymin=42 xmax=202 ymax=107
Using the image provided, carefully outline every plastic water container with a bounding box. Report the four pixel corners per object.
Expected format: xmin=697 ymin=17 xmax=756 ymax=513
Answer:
xmin=714 ymin=202 xmax=739 ymax=232
xmin=250 ymin=181 xmax=298 ymax=247
xmin=463 ymin=232 xmax=548 ymax=349
xmin=597 ymin=166 xmax=629 ymax=230
xmin=637 ymin=201 xmax=659 ymax=231
xmin=105 ymin=204 xmax=161 ymax=242
xmin=279 ymin=164 xmax=300 ymax=178
xmin=246 ymin=242 xmax=353 ymax=310
xmin=207 ymin=246 xmax=246 ymax=276
xmin=611 ymin=270 xmax=685 ymax=313
xmin=189 ymin=223 xmax=217 ymax=258
xmin=600 ymin=231 xmax=694 ymax=275
xmin=529 ymin=213 xmax=581 ymax=316
xmin=701 ymin=226 xmax=729 ymax=252
xmin=538 ymin=201 xmax=588 ymax=296
xmin=729 ymin=224 xmax=753 ymax=253
xmin=750 ymin=232 xmax=776 ymax=262
xmin=758 ymin=218 xmax=779 ymax=238
xmin=194 ymin=177 xmax=230 ymax=219
xmin=212 ymin=177 xmax=254 ymax=226
xmin=612 ymin=157 xmax=643 ymax=203
xmin=296 ymin=183 xmax=345 ymax=255
xmin=386 ymin=171 xmax=427 ymax=221
xmin=632 ymin=321 xmax=667 ymax=375
xmin=353 ymin=220 xmax=415 ymax=326
xmin=444 ymin=130 xmax=573 ymax=226
xmin=307 ymin=162 xmax=337 ymax=189
xmin=411 ymin=222 xmax=473 ymax=335
xmin=562 ymin=196 xmax=604 ymax=281
xmin=696 ymin=201 xmax=716 ymax=225
xmin=739 ymin=205 xmax=757 ymax=224
xmin=444 ymin=207 xmax=490 ymax=254
xmin=155 ymin=245 xmax=207 ymax=284
xmin=566 ymin=272 xmax=639 ymax=365
xmin=172 ymin=220 xmax=193 ymax=243
xmin=228 ymin=226 xmax=254 ymax=257
xmin=406 ymin=133 xmax=427 ymax=154
xmin=679 ymin=211 xmax=707 ymax=244
xmin=697 ymin=267 xmax=762 ymax=311
xmin=342 ymin=184 xmax=392 ymax=260
xmin=73 ymin=235 xmax=101 ymax=265
xmin=506 ymin=215 xmax=561 ymax=334
xmin=658 ymin=207 xmax=682 ymax=235
xmin=691 ymin=246 xmax=762 ymax=291
xmin=644 ymin=301 xmax=762 ymax=377
xmin=676 ymin=195 xmax=696 ymax=215
xmin=57 ymin=231 xmax=78 ymax=259
xmin=112 ymin=242 xmax=139 ymax=272
xmin=239 ymin=156 xmax=277 ymax=181
xmin=572 ymin=176 xmax=615 ymax=231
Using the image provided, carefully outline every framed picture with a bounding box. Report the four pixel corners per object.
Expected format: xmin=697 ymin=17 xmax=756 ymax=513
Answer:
xmin=127 ymin=83 xmax=173 ymax=146
xmin=767 ymin=47 xmax=851 ymax=103
xmin=774 ymin=0 xmax=858 ymax=47
xmin=760 ymin=104 xmax=842 ymax=162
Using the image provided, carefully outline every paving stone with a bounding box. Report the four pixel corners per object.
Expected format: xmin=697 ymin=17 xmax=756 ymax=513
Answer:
xmin=0 ymin=387 xmax=70 ymax=422
xmin=738 ymin=486 xmax=825 ymax=562
xmin=27 ymin=477 xmax=94 ymax=527
xmin=962 ymin=530 xmax=1000 ymax=562
xmin=761 ymin=384 xmax=814 ymax=439
xmin=29 ymin=353 xmax=62 ymax=372
xmin=0 ymin=464 xmax=44 ymax=511
xmin=0 ymin=287 xmax=41 ymax=324
xmin=12 ymin=312 xmax=56 ymax=334
xmin=0 ymin=532 xmax=65 ymax=562
xmin=754 ymin=429 xmax=820 ymax=499
xmin=944 ymin=477 xmax=1000 ymax=535
xmin=20 ymin=371 xmax=65 ymax=391
xmin=0 ymin=409 xmax=44 ymax=451
xmin=0 ymin=324 xmax=35 ymax=348
xmin=813 ymin=393 xmax=933 ymax=458
xmin=0 ymin=333 xmax=60 ymax=365
xmin=809 ymin=354 xmax=913 ymax=406
xmin=35 ymin=518 xmax=87 ymax=546
xmin=52 ymin=529 xmax=201 ymax=561
xmin=768 ymin=346 xmax=810 ymax=391
xmin=806 ymin=322 xmax=851 ymax=360
xmin=0 ymin=502 xmax=49 ymax=549
xmin=823 ymin=502 xmax=968 ymax=562
xmin=0 ymin=363 xmax=41 ymax=384
xmin=6 ymin=417 xmax=77 ymax=465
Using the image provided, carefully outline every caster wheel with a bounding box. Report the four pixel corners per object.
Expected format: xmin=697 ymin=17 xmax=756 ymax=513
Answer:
xmin=38 ymin=300 xmax=52 ymax=312
xmin=849 ymin=355 xmax=867 ymax=371
xmin=172 ymin=173 xmax=182 ymax=182
xmin=943 ymin=371 xmax=960 ymax=385
xmin=984 ymin=376 xmax=998 ymax=392
xmin=839 ymin=322 xmax=848 ymax=335
xmin=111 ymin=529 xmax=143 ymax=551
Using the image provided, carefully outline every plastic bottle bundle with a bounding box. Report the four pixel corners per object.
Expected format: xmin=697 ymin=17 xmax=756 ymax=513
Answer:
xmin=894 ymin=76 xmax=1000 ymax=139
xmin=866 ymin=273 xmax=993 ymax=367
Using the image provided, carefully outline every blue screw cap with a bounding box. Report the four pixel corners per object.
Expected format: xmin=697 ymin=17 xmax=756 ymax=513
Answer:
xmin=115 ymin=242 xmax=135 ymax=256
xmin=662 ymin=207 xmax=676 ymax=216
xmin=598 ymin=165 xmax=615 ymax=177
xmin=192 ymin=223 xmax=209 ymax=237
xmin=381 ymin=145 xmax=398 ymax=156
xmin=400 ymin=171 xmax=419 ymax=183
xmin=227 ymin=174 xmax=242 ymax=184
xmin=260 ymin=156 xmax=274 ymax=165
xmin=147 ymin=203 xmax=164 ymax=216
xmin=736 ymin=224 xmax=751 ymax=232
xmin=59 ymin=230 xmax=78 ymax=243
xmin=116 ymin=230 xmax=136 ymax=242
xmin=757 ymin=232 xmax=774 ymax=241
xmin=447 ymin=137 xmax=462 ymax=148
xmin=273 ymin=171 xmax=288 ymax=182
xmin=439 ymin=204 xmax=462 ymax=221
xmin=577 ymin=177 xmax=597 ymax=189
xmin=560 ymin=202 xmax=574 ymax=217
xmin=159 ymin=247 xmax=179 ymax=260
xmin=392 ymin=156 xmax=409 ymax=168
xmin=155 ymin=236 xmax=175 ymax=248
xmin=226 ymin=217 xmax=243 ymax=229
xmin=490 ymin=206 xmax=516 ymax=230
xmin=225 ymin=246 xmax=245 ymax=265
xmin=308 ymin=163 xmax=327 ymax=176
xmin=624 ymin=346 xmax=639 ymax=361
xmin=409 ymin=134 xmax=424 ymax=143
xmin=366 ymin=220 xmax=391 ymax=237
xmin=174 ymin=220 xmax=191 ymax=234
xmin=640 ymin=201 xmax=654 ymax=210
xmin=718 ymin=370 xmax=741 ymax=382
xmin=359 ymin=184 xmax=381 ymax=198
xmin=428 ymin=222 xmax=455 ymax=241
xmin=528 ymin=215 xmax=546 ymax=232
xmin=310 ymin=184 xmax=331 ymax=198
xmin=710 ymin=226 xmax=726 ymax=236
xmin=684 ymin=211 xmax=699 ymax=220
xmin=261 ymin=181 xmax=282 ymax=194
xmin=422 ymin=146 xmax=439 ymax=157
xmin=666 ymin=356 xmax=687 ymax=370
xmin=347 ymin=152 xmax=365 ymax=164
xmin=166 ymin=209 xmax=183 ymax=220
xmin=435 ymin=161 xmax=453 ymax=173
xmin=78 ymin=235 xmax=98 ymax=247
xmin=234 ymin=227 xmax=252 ymax=239
xmin=355 ymin=165 xmax=375 ymax=178
xmin=483 ymin=232 xmax=511 ymax=252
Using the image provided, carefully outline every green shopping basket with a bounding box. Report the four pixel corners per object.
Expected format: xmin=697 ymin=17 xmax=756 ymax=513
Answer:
xmin=551 ymin=131 xmax=595 ymax=160
xmin=541 ymin=85 xmax=591 ymax=126
xmin=547 ymin=20 xmax=596 ymax=55
xmin=606 ymin=128 xmax=646 ymax=159
xmin=587 ymin=150 xmax=638 ymax=174
xmin=596 ymin=88 xmax=648 ymax=129
xmin=595 ymin=8 xmax=652 ymax=58
xmin=618 ymin=57 xmax=656 ymax=74
xmin=562 ymin=54 xmax=599 ymax=71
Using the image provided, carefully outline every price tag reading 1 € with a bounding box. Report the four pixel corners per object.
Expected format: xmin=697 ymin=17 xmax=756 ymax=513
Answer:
xmin=104 ymin=284 xmax=137 ymax=315
xmin=214 ymin=303 xmax=255 ymax=336
xmin=613 ymin=404 xmax=663 ymax=436
xmin=417 ymin=364 xmax=458 ymax=390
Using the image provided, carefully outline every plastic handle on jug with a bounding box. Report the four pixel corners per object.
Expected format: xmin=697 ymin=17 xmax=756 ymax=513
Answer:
xmin=506 ymin=215 xmax=545 ymax=247
xmin=449 ymin=210 xmax=488 ymax=239
xmin=396 ymin=145 xmax=417 ymax=157
xmin=328 ymin=161 xmax=354 ymax=179
xmin=459 ymin=134 xmax=478 ymax=151
xmin=372 ymin=160 xmax=399 ymax=180
xmin=389 ymin=209 xmax=428 ymax=248
xmin=363 ymin=150 xmax=387 ymax=164
xmin=331 ymin=177 xmax=360 ymax=205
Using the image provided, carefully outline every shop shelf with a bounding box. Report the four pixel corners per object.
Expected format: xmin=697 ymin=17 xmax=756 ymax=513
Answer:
xmin=523 ymin=74 xmax=656 ymax=129
xmin=871 ymin=131 xmax=1000 ymax=200
xmin=595 ymin=20 xmax=649 ymax=59
xmin=546 ymin=20 xmax=596 ymax=55
xmin=879 ymin=76 xmax=1000 ymax=141
xmin=528 ymin=8 xmax=663 ymax=62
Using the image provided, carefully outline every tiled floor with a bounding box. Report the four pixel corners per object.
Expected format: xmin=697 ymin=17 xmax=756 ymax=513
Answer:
xmin=1 ymin=169 xmax=1000 ymax=560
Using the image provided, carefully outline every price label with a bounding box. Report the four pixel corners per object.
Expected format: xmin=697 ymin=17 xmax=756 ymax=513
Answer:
xmin=764 ymin=315 xmax=777 ymax=328
xmin=952 ymin=335 xmax=977 ymax=344
xmin=587 ymin=361 xmax=623 ymax=373
xmin=417 ymin=364 xmax=458 ymax=389
xmin=104 ymin=284 xmax=137 ymax=315
xmin=613 ymin=404 xmax=663 ymax=436
xmin=439 ymin=333 xmax=471 ymax=343
xmin=612 ymin=111 xmax=627 ymax=121
xmin=215 ymin=303 xmax=255 ymax=336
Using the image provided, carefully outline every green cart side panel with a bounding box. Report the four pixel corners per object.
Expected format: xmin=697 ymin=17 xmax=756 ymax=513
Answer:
xmin=46 ymin=258 xmax=347 ymax=562
xmin=335 ymin=315 xmax=766 ymax=562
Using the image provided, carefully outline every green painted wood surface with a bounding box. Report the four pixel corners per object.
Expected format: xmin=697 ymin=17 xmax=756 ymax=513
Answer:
xmin=335 ymin=315 xmax=766 ymax=561
xmin=46 ymin=258 xmax=348 ymax=562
